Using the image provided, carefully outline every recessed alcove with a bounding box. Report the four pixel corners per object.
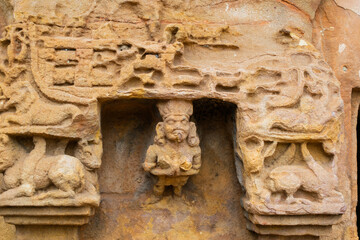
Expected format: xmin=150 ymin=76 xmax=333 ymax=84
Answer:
xmin=79 ymin=98 xmax=256 ymax=239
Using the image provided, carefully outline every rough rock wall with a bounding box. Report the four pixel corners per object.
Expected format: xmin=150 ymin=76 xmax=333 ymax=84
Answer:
xmin=313 ymin=0 xmax=360 ymax=239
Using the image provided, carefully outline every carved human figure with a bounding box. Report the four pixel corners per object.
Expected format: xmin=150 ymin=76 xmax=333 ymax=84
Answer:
xmin=143 ymin=100 xmax=201 ymax=203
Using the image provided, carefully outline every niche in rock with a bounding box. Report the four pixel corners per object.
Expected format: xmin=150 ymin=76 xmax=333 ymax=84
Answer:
xmin=79 ymin=99 xmax=255 ymax=240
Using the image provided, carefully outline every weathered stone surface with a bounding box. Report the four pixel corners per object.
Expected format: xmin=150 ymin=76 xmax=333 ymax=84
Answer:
xmin=0 ymin=0 xmax=357 ymax=239
xmin=313 ymin=0 xmax=360 ymax=239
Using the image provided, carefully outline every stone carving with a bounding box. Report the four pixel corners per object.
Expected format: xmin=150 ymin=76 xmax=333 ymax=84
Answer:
xmin=241 ymin=140 xmax=346 ymax=236
xmin=264 ymin=142 xmax=343 ymax=205
xmin=0 ymin=81 xmax=82 ymax=127
xmin=235 ymin=52 xmax=346 ymax=215
xmin=230 ymin=47 xmax=346 ymax=237
xmin=0 ymin=134 xmax=100 ymax=205
xmin=238 ymin=136 xmax=278 ymax=174
xmin=0 ymin=6 xmax=349 ymax=239
xmin=238 ymin=138 xmax=345 ymax=210
xmin=143 ymin=100 xmax=201 ymax=203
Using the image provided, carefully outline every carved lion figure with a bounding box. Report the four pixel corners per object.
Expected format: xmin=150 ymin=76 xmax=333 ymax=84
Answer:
xmin=264 ymin=142 xmax=343 ymax=204
xmin=1 ymin=82 xmax=82 ymax=127
xmin=0 ymin=135 xmax=100 ymax=200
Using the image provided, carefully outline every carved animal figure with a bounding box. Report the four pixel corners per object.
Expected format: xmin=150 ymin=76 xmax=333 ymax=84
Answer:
xmin=1 ymin=82 xmax=82 ymax=127
xmin=265 ymin=143 xmax=343 ymax=204
xmin=0 ymin=136 xmax=99 ymax=200
xmin=238 ymin=135 xmax=277 ymax=173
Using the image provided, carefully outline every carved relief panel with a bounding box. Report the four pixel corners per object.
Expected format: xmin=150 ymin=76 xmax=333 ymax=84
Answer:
xmin=0 ymin=3 xmax=347 ymax=238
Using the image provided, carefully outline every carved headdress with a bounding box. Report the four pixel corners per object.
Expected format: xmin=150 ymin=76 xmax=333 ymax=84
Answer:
xmin=157 ymin=100 xmax=193 ymax=120
xmin=155 ymin=100 xmax=199 ymax=147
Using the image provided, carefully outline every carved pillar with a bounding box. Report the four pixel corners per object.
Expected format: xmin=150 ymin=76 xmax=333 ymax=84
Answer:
xmin=235 ymin=51 xmax=346 ymax=237
xmin=0 ymin=23 xmax=102 ymax=237
xmin=0 ymin=207 xmax=93 ymax=240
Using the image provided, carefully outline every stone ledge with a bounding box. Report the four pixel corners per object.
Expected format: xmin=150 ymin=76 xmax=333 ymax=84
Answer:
xmin=245 ymin=213 xmax=343 ymax=226
xmin=243 ymin=200 xmax=346 ymax=215
xmin=246 ymin=221 xmax=333 ymax=236
xmin=0 ymin=206 xmax=95 ymax=225
xmin=0 ymin=194 xmax=100 ymax=207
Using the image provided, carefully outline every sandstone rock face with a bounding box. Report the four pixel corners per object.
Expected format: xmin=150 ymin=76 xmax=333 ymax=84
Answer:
xmin=0 ymin=0 xmax=357 ymax=239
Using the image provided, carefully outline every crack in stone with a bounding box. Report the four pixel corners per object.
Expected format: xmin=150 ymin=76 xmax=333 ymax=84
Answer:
xmin=276 ymin=0 xmax=312 ymax=21
xmin=334 ymin=0 xmax=360 ymax=16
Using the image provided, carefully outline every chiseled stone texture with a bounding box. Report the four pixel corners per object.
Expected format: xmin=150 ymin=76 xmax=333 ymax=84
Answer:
xmin=0 ymin=0 xmax=357 ymax=239
xmin=0 ymin=217 xmax=14 ymax=240
xmin=313 ymin=0 xmax=360 ymax=239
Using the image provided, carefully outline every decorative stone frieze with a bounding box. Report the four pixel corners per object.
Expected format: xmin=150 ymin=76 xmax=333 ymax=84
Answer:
xmin=0 ymin=1 xmax=351 ymax=238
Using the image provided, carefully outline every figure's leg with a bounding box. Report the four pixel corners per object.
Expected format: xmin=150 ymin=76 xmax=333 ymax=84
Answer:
xmin=153 ymin=178 xmax=165 ymax=197
xmin=1 ymin=115 xmax=17 ymax=127
xmin=260 ymin=189 xmax=272 ymax=203
xmin=322 ymin=190 xmax=344 ymax=203
xmin=285 ymin=192 xmax=311 ymax=205
xmin=153 ymin=184 xmax=165 ymax=196
xmin=54 ymin=139 xmax=69 ymax=155
xmin=144 ymin=177 xmax=165 ymax=205
xmin=332 ymin=190 xmax=344 ymax=200
xmin=173 ymin=185 xmax=182 ymax=197
xmin=285 ymin=192 xmax=296 ymax=204
xmin=174 ymin=176 xmax=190 ymax=196
xmin=5 ymin=114 xmax=30 ymax=126
xmin=173 ymin=177 xmax=192 ymax=205
xmin=35 ymin=187 xmax=76 ymax=200
xmin=83 ymin=171 xmax=98 ymax=195
xmin=37 ymin=167 xmax=79 ymax=200
xmin=0 ymin=186 xmax=31 ymax=200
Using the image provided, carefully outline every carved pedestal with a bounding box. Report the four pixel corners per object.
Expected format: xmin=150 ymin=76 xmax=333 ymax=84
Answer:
xmin=245 ymin=213 xmax=343 ymax=237
xmin=15 ymin=226 xmax=78 ymax=240
xmin=0 ymin=206 xmax=94 ymax=240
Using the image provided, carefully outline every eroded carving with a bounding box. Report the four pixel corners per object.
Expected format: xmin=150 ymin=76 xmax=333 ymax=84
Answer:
xmin=0 ymin=135 xmax=100 ymax=206
xmin=143 ymin=100 xmax=201 ymax=203
xmin=0 ymin=81 xmax=82 ymax=127
xmin=238 ymin=138 xmax=345 ymax=214
xmin=228 ymin=46 xmax=347 ymax=236
xmin=263 ymin=142 xmax=343 ymax=205
xmin=0 ymin=16 xmax=347 ymax=238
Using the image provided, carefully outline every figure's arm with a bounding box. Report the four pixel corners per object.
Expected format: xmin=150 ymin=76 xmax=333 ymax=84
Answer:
xmin=143 ymin=146 xmax=157 ymax=172
xmin=192 ymin=148 xmax=201 ymax=170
